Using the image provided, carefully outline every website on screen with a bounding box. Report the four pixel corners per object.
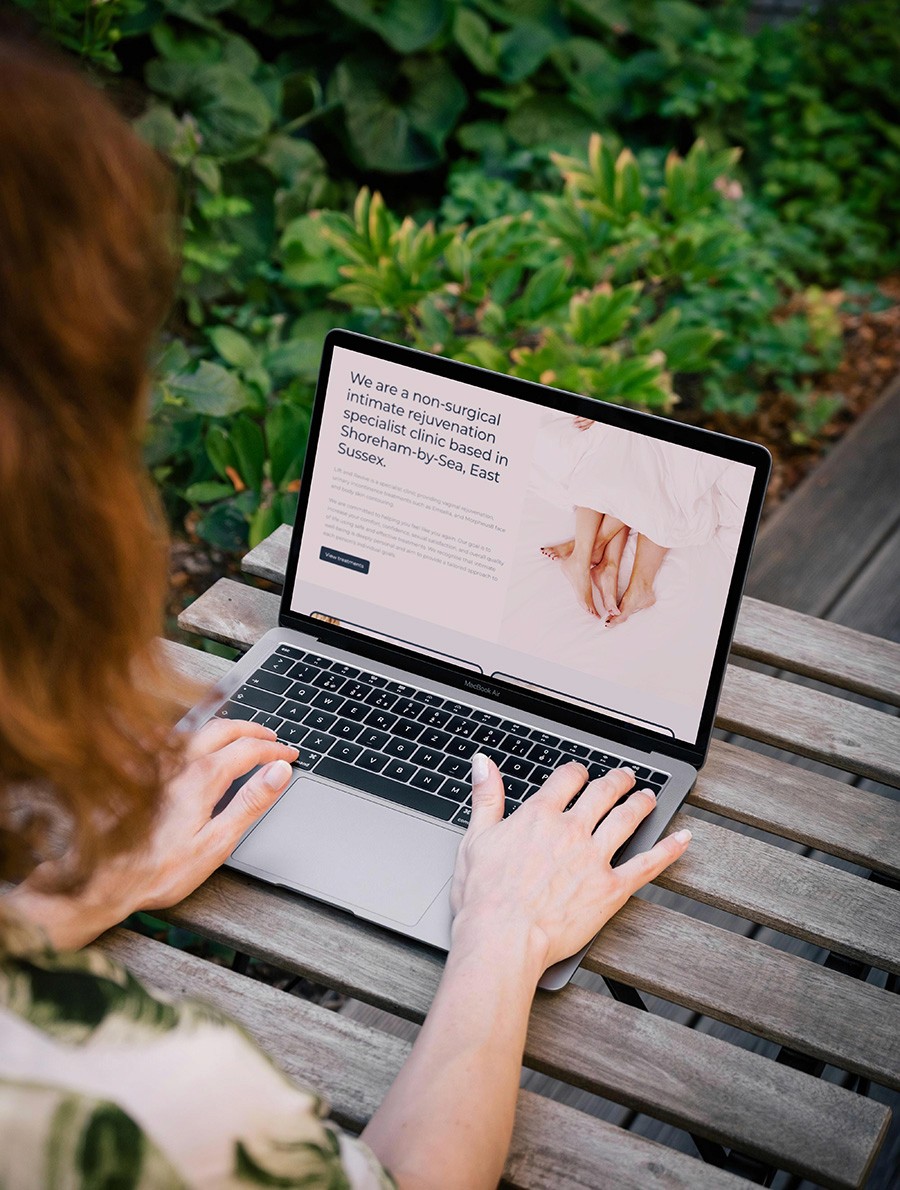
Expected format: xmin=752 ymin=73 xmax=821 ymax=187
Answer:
xmin=289 ymin=345 xmax=756 ymax=744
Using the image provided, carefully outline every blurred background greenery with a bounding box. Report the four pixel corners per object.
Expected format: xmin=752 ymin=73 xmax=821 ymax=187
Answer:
xmin=14 ymin=0 xmax=900 ymax=553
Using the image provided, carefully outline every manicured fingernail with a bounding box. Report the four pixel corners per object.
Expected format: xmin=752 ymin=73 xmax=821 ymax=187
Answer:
xmin=285 ymin=745 xmax=300 ymax=757
xmin=263 ymin=760 xmax=292 ymax=790
xmin=471 ymin=752 xmax=490 ymax=784
xmin=641 ymin=787 xmax=657 ymax=802
xmin=619 ymin=767 xmax=634 ymax=777
xmin=674 ymin=828 xmax=692 ymax=844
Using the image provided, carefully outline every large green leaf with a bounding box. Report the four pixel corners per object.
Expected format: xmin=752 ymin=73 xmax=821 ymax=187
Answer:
xmin=169 ymin=361 xmax=251 ymax=416
xmin=329 ymin=0 xmax=447 ymax=53
xmin=229 ymin=416 xmax=266 ymax=492
xmin=145 ymin=61 xmax=272 ymax=160
xmin=506 ymin=96 xmax=595 ymax=151
xmin=266 ymin=402 xmax=311 ymax=489
xmin=331 ymin=53 xmax=466 ymax=172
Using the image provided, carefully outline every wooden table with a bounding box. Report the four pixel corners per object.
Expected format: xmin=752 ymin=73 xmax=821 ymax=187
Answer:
xmin=103 ymin=524 xmax=900 ymax=1189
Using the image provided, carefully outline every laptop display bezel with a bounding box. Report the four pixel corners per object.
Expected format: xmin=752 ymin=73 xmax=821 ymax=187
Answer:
xmin=278 ymin=329 xmax=771 ymax=770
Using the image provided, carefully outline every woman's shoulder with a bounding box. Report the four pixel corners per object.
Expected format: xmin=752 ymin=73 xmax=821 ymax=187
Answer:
xmin=0 ymin=906 xmax=395 ymax=1189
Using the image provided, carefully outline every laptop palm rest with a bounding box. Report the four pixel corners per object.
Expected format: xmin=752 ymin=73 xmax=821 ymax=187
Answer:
xmin=232 ymin=774 xmax=460 ymax=927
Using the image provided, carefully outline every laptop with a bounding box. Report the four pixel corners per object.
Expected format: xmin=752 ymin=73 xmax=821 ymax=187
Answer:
xmin=180 ymin=329 xmax=770 ymax=990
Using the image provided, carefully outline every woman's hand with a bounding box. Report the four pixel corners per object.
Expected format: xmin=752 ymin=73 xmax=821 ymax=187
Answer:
xmin=7 ymin=718 xmax=298 ymax=949
xmin=450 ymin=755 xmax=691 ymax=975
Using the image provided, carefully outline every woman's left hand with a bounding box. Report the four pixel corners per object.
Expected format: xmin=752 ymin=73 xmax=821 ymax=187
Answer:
xmin=6 ymin=718 xmax=298 ymax=949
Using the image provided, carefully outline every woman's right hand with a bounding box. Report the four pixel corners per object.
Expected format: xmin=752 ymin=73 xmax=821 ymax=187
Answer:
xmin=450 ymin=755 xmax=691 ymax=975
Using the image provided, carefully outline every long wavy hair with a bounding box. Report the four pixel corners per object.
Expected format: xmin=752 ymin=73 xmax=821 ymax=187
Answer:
xmin=0 ymin=26 xmax=184 ymax=889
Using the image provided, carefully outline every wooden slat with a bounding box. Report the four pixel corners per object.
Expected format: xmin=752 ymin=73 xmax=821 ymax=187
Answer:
xmin=658 ymin=813 xmax=900 ymax=973
xmin=163 ymin=636 xmax=900 ymax=880
xmin=731 ymin=597 xmax=900 ymax=705
xmin=178 ymin=575 xmax=900 ymax=784
xmin=153 ymin=871 xmax=889 ymax=1189
xmin=691 ymin=740 xmax=900 ymax=880
xmin=241 ymin=523 xmax=900 ymax=704
xmin=747 ymin=374 xmax=900 ymax=618
xmin=98 ymin=932 xmax=753 ymax=1190
xmin=830 ymin=520 xmax=900 ymax=643
xmin=716 ymin=665 xmax=900 ymax=786
xmin=585 ymin=898 xmax=900 ymax=1091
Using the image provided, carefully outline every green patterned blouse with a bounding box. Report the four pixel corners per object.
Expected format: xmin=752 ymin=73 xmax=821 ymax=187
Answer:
xmin=0 ymin=909 xmax=396 ymax=1188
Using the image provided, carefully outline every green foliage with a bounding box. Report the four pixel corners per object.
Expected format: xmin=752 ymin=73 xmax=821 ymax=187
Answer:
xmin=18 ymin=0 xmax=895 ymax=554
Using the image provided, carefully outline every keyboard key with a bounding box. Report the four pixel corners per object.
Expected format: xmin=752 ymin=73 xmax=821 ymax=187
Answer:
xmin=304 ymin=709 xmax=337 ymax=732
xmin=531 ymin=765 xmax=552 ymax=785
xmin=254 ymin=712 xmax=284 ymax=732
xmin=472 ymin=725 xmax=505 ymax=748
xmin=333 ymin=719 xmax=363 ymax=740
xmin=452 ymin=804 xmax=472 ymax=828
xmin=445 ymin=737 xmax=478 ymax=759
xmin=386 ymin=681 xmax=415 ymax=697
xmin=365 ymin=689 xmax=397 ymax=709
xmin=529 ymin=731 xmax=561 ymax=747
xmin=303 ymin=652 xmax=331 ymax=667
xmin=233 ymin=685 xmax=282 ymax=713
xmin=586 ymin=762 xmax=611 ymax=781
xmin=441 ymin=778 xmax=470 ymax=803
xmin=366 ymin=710 xmax=397 ymax=732
xmin=446 ymin=716 xmax=476 ymax=737
xmin=470 ymin=709 xmax=502 ymax=726
xmin=248 ymin=669 xmax=293 ymax=695
xmin=312 ymin=691 xmax=343 ymax=712
xmin=410 ymin=769 xmax=447 ymax=795
xmin=261 ymin=654 xmax=293 ymax=675
xmin=294 ymin=749 xmax=320 ymax=770
xmin=217 ymin=700 xmax=256 ymax=721
xmin=277 ymin=723 xmax=308 ymax=746
xmin=288 ymin=662 xmax=321 ymax=684
xmin=358 ymin=728 xmax=390 ymax=751
xmin=385 ymin=736 xmax=418 ymax=760
xmin=383 ymin=758 xmax=417 ymax=783
xmin=364 ymin=673 xmax=388 ymax=688
xmin=356 ymin=749 xmax=389 ymax=772
xmin=502 ymin=720 xmax=529 ymax=737
xmin=280 ymin=701 xmax=310 ymax=723
xmin=502 ymin=734 xmax=532 ymax=757
xmin=412 ymin=690 xmax=443 ymax=705
xmin=276 ymin=644 xmax=305 ymax=659
xmin=315 ymin=757 xmax=456 ymax=820
xmin=392 ymin=698 xmax=421 ymax=719
xmin=342 ymin=700 xmax=370 ymax=722
xmin=313 ymin=671 xmax=346 ymax=691
xmin=444 ymin=701 xmax=470 ymax=717
xmin=305 ymin=730 xmax=338 ymax=754
xmin=390 ymin=719 xmax=425 ymax=740
xmin=503 ymin=798 xmax=519 ymax=818
xmin=342 ymin=681 xmax=372 ymax=702
xmin=439 ymin=755 xmax=469 ymax=778
xmin=332 ymin=740 xmax=363 ymax=764
xmin=500 ymin=756 xmax=534 ymax=781
xmin=411 ymin=746 xmax=443 ymax=769
xmin=504 ymin=777 xmax=529 ymax=801
xmin=285 ymin=681 xmax=317 ymax=703
xmin=418 ymin=728 xmax=451 ymax=751
xmin=418 ymin=705 xmax=451 ymax=728
xmin=650 ymin=771 xmax=669 ymax=784
xmin=529 ymin=744 xmax=561 ymax=766
xmin=331 ymin=663 xmax=359 ymax=678
xmin=565 ymin=741 xmax=591 ymax=759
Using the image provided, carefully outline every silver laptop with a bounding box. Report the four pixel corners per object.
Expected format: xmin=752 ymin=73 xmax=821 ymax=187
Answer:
xmin=180 ymin=330 xmax=770 ymax=990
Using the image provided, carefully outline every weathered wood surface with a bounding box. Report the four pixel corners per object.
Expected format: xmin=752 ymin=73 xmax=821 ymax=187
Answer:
xmin=100 ymin=931 xmax=756 ymax=1190
xmin=180 ymin=576 xmax=900 ymax=785
xmin=152 ymin=873 xmax=889 ymax=1188
xmin=241 ymin=523 xmax=900 ymax=703
xmin=164 ymin=637 xmax=900 ymax=880
xmin=747 ymin=373 xmax=900 ymax=621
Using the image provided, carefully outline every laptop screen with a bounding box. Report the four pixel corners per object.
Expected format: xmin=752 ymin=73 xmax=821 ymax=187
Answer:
xmin=286 ymin=335 xmax=764 ymax=751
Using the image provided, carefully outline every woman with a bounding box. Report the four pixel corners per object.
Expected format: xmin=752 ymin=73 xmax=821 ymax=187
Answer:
xmin=0 ymin=30 xmax=691 ymax=1189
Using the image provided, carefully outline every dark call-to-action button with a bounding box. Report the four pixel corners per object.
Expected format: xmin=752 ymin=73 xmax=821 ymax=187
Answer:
xmin=320 ymin=546 xmax=370 ymax=574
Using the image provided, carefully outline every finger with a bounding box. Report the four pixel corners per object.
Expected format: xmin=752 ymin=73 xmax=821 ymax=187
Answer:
xmin=535 ymin=760 xmax=589 ymax=812
xmin=207 ymin=759 xmax=295 ymax=852
xmin=571 ymin=766 xmax=636 ymax=824
xmin=614 ymin=827 xmax=692 ymax=895
xmin=468 ymin=752 xmax=505 ymax=836
xmin=192 ymin=737 xmax=299 ymax=810
xmin=593 ymin=787 xmax=658 ymax=856
xmin=185 ymin=717 xmax=277 ymax=761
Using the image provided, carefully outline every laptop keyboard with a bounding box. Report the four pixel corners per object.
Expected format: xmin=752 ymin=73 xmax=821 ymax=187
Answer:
xmin=216 ymin=644 xmax=671 ymax=828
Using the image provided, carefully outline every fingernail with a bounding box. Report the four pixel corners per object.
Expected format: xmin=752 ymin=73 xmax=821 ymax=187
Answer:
xmin=641 ymin=787 xmax=657 ymax=802
xmin=261 ymin=726 xmax=277 ymax=737
xmin=263 ymin=760 xmax=292 ymax=790
xmin=619 ymin=767 xmax=634 ymax=777
xmin=471 ymin=752 xmax=490 ymax=784
xmin=673 ymin=828 xmax=692 ymax=844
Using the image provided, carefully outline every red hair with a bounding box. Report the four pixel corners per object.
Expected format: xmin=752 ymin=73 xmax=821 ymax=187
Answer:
xmin=0 ymin=29 xmax=185 ymax=888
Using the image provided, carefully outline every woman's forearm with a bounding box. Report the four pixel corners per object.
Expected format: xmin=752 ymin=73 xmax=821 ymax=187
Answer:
xmin=361 ymin=921 xmax=544 ymax=1190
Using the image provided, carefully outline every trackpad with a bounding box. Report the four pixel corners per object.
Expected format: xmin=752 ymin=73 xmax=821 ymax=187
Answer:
xmin=232 ymin=774 xmax=461 ymax=926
